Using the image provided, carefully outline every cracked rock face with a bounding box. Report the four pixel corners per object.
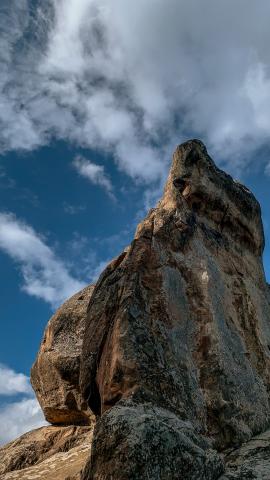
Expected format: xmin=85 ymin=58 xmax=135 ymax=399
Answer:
xmin=31 ymin=285 xmax=95 ymax=426
xmin=80 ymin=140 xmax=270 ymax=478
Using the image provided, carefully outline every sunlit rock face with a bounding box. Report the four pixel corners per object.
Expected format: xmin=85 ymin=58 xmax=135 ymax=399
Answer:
xmin=80 ymin=140 xmax=270 ymax=478
xmin=0 ymin=425 xmax=94 ymax=479
xmin=31 ymin=285 xmax=95 ymax=426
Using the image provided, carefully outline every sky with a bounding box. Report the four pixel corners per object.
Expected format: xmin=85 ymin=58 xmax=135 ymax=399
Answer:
xmin=0 ymin=0 xmax=270 ymax=445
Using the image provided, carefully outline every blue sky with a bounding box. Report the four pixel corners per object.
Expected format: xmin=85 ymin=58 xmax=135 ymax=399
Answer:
xmin=1 ymin=0 xmax=270 ymax=444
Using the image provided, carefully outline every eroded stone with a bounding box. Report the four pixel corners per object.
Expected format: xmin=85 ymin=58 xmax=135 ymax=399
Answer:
xmin=31 ymin=285 xmax=95 ymax=425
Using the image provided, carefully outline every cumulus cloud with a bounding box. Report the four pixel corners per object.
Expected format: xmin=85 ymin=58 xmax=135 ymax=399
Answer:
xmin=0 ymin=364 xmax=31 ymax=396
xmin=1 ymin=0 xmax=270 ymax=179
xmin=0 ymin=212 xmax=85 ymax=306
xmin=0 ymin=398 xmax=46 ymax=445
xmin=73 ymin=155 xmax=115 ymax=199
xmin=0 ymin=364 xmax=46 ymax=445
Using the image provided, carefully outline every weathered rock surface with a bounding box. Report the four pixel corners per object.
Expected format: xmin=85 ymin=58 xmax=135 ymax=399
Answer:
xmin=221 ymin=429 xmax=270 ymax=479
xmin=82 ymin=400 xmax=224 ymax=480
xmin=31 ymin=284 xmax=95 ymax=425
xmin=0 ymin=424 xmax=93 ymax=479
xmin=80 ymin=140 xmax=270 ymax=478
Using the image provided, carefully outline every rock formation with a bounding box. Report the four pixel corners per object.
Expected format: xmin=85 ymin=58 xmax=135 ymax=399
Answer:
xmin=80 ymin=139 xmax=270 ymax=478
xmin=31 ymin=284 xmax=95 ymax=425
xmin=1 ymin=139 xmax=270 ymax=480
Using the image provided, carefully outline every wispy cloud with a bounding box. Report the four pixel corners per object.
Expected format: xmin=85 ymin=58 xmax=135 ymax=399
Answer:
xmin=0 ymin=364 xmax=46 ymax=445
xmin=65 ymin=232 xmax=111 ymax=283
xmin=63 ymin=202 xmax=86 ymax=215
xmin=0 ymin=212 xmax=85 ymax=307
xmin=3 ymin=1 xmax=270 ymax=180
xmin=72 ymin=155 xmax=115 ymax=199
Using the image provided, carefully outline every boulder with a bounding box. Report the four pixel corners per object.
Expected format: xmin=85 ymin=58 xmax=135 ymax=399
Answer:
xmin=31 ymin=284 xmax=95 ymax=425
xmin=80 ymin=140 xmax=270 ymax=477
xmin=0 ymin=424 xmax=93 ymax=479
xmin=82 ymin=400 xmax=224 ymax=480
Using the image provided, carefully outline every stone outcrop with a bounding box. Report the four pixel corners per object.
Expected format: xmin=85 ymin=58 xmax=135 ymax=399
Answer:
xmin=0 ymin=425 xmax=93 ymax=479
xmin=31 ymin=284 xmax=95 ymax=425
xmin=2 ymin=139 xmax=270 ymax=479
xmin=80 ymin=140 xmax=270 ymax=478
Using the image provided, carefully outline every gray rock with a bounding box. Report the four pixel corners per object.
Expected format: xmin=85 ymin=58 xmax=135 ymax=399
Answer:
xmin=82 ymin=401 xmax=224 ymax=480
xmin=220 ymin=429 xmax=270 ymax=479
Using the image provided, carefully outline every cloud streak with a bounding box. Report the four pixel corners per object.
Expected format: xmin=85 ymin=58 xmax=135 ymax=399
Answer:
xmin=0 ymin=212 xmax=85 ymax=307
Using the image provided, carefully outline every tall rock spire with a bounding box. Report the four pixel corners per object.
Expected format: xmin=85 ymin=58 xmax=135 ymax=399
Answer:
xmin=79 ymin=140 xmax=270 ymax=479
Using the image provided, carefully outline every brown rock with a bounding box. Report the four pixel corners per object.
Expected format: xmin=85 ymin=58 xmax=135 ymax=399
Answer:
xmin=0 ymin=424 xmax=93 ymax=479
xmin=80 ymin=140 xmax=270 ymax=478
xmin=31 ymin=284 xmax=95 ymax=425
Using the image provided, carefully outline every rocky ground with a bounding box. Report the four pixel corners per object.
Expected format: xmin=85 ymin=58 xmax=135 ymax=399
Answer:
xmin=0 ymin=425 xmax=94 ymax=479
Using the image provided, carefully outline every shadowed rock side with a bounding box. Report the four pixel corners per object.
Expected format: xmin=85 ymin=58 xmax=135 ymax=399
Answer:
xmin=0 ymin=425 xmax=93 ymax=480
xmin=80 ymin=140 xmax=270 ymax=479
xmin=31 ymin=284 xmax=95 ymax=426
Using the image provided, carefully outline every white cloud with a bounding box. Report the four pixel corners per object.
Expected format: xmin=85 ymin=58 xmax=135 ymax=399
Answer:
xmin=0 ymin=212 xmax=85 ymax=307
xmin=73 ymin=155 xmax=115 ymax=199
xmin=0 ymin=398 xmax=46 ymax=446
xmin=0 ymin=364 xmax=47 ymax=446
xmin=1 ymin=0 xmax=270 ymax=179
xmin=0 ymin=364 xmax=31 ymax=396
